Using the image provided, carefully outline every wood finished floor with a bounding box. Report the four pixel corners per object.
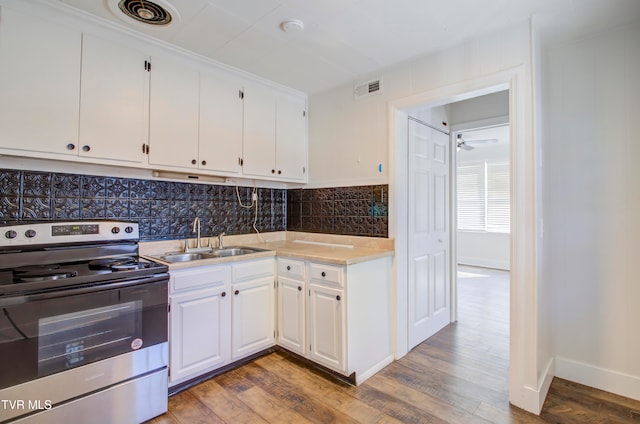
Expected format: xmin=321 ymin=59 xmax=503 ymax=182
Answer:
xmin=150 ymin=266 xmax=640 ymax=423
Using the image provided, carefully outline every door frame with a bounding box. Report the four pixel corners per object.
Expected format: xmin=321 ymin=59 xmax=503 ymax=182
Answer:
xmin=388 ymin=66 xmax=541 ymax=413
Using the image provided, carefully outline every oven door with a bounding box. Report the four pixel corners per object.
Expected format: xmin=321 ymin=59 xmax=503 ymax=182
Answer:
xmin=0 ymin=276 xmax=168 ymax=391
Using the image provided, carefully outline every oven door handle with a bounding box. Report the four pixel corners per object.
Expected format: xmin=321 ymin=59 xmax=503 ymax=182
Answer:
xmin=0 ymin=274 xmax=168 ymax=307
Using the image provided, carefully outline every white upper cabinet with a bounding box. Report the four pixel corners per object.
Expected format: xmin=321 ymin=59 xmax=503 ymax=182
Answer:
xmin=0 ymin=7 xmax=81 ymax=156
xmin=199 ymin=70 xmax=244 ymax=175
xmin=275 ymin=93 xmax=307 ymax=180
xmin=242 ymin=84 xmax=307 ymax=182
xmin=79 ymin=34 xmax=149 ymax=163
xmin=147 ymin=55 xmax=200 ymax=169
xmin=0 ymin=4 xmax=307 ymax=182
xmin=242 ymin=83 xmax=277 ymax=178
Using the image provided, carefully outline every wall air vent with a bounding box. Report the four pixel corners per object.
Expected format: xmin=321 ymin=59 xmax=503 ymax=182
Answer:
xmin=118 ymin=0 xmax=173 ymax=25
xmin=354 ymin=77 xmax=383 ymax=100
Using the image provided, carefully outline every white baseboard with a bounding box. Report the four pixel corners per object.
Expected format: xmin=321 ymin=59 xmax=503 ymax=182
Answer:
xmin=513 ymin=357 xmax=554 ymax=415
xmin=355 ymin=355 xmax=394 ymax=385
xmin=555 ymin=356 xmax=640 ymax=401
xmin=458 ymin=256 xmax=509 ymax=270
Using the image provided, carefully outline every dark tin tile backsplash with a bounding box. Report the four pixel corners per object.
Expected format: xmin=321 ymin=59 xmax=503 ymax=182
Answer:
xmin=0 ymin=169 xmax=286 ymax=241
xmin=287 ymin=185 xmax=388 ymax=237
xmin=0 ymin=168 xmax=388 ymax=240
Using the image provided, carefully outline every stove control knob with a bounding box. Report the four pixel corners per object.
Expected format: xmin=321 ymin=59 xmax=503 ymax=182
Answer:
xmin=5 ymin=230 xmax=17 ymax=239
xmin=25 ymin=229 xmax=36 ymax=238
xmin=124 ymin=226 xmax=134 ymax=234
xmin=111 ymin=226 xmax=120 ymax=234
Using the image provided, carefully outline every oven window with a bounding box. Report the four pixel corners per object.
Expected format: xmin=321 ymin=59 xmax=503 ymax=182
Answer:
xmin=37 ymin=301 xmax=142 ymax=376
xmin=0 ymin=280 xmax=167 ymax=390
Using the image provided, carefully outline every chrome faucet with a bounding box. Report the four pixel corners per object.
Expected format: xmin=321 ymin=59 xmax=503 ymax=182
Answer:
xmin=217 ymin=232 xmax=226 ymax=249
xmin=192 ymin=217 xmax=202 ymax=249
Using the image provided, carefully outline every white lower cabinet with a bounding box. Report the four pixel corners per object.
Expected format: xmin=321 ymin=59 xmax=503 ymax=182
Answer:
xmin=277 ymin=257 xmax=393 ymax=384
xmin=169 ymin=285 xmax=230 ymax=383
xmin=308 ymin=283 xmax=345 ymax=372
xmin=231 ymin=259 xmax=276 ymax=360
xmin=231 ymin=276 xmax=275 ymax=359
xmin=168 ymin=258 xmax=274 ymax=386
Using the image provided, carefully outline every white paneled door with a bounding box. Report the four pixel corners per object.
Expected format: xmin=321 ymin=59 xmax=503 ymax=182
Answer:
xmin=408 ymin=118 xmax=451 ymax=350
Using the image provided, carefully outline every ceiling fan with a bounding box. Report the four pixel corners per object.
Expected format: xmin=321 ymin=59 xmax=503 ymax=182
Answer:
xmin=456 ymin=134 xmax=498 ymax=151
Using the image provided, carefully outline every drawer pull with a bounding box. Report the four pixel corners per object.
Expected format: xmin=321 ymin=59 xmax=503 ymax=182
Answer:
xmin=234 ymin=290 xmax=239 ymax=295
xmin=321 ymin=271 xmax=326 ymax=277
xmin=221 ymin=291 xmax=226 ymax=297
xmin=287 ymin=265 xmax=291 ymax=271
xmin=336 ymin=295 xmax=341 ymax=301
xmin=298 ymin=286 xmax=302 ymax=291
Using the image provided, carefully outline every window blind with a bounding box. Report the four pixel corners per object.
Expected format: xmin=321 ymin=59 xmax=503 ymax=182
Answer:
xmin=457 ymin=160 xmax=510 ymax=233
xmin=457 ymin=163 xmax=485 ymax=231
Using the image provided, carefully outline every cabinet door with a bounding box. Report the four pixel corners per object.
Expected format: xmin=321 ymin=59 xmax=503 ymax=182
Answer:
xmin=308 ymin=284 xmax=345 ymax=372
xmin=0 ymin=7 xmax=80 ymax=156
xmin=275 ymin=94 xmax=307 ymax=181
xmin=169 ymin=286 xmax=230 ymax=383
xmin=231 ymin=277 xmax=275 ymax=360
xmin=199 ymin=70 xmax=243 ymax=174
xmin=277 ymin=277 xmax=305 ymax=355
xmin=241 ymin=83 xmax=276 ymax=178
xmin=79 ymin=34 xmax=148 ymax=163
xmin=148 ymin=56 xmax=199 ymax=169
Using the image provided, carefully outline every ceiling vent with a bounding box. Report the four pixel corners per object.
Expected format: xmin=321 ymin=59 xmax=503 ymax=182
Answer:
xmin=117 ymin=0 xmax=173 ymax=25
xmin=354 ymin=77 xmax=383 ymax=100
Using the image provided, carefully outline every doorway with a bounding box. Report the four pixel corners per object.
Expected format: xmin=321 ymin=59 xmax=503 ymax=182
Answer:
xmin=388 ymin=67 xmax=538 ymax=412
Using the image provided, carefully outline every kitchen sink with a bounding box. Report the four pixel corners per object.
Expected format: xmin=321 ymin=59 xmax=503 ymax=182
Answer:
xmin=151 ymin=246 xmax=269 ymax=263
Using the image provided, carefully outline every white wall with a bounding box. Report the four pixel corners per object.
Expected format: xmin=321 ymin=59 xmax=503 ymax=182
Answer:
xmin=448 ymin=90 xmax=509 ymax=125
xmin=543 ymin=21 xmax=640 ymax=400
xmin=458 ymin=232 xmax=510 ymax=270
xmin=307 ymin=21 xmax=531 ymax=188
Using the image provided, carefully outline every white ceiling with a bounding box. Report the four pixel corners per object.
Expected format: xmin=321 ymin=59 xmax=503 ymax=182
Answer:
xmin=55 ymin=0 xmax=640 ymax=94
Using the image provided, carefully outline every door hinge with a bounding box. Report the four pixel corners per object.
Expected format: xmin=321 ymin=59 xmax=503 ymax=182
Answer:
xmin=144 ymin=60 xmax=151 ymax=72
xmin=239 ymin=90 xmax=244 ymax=100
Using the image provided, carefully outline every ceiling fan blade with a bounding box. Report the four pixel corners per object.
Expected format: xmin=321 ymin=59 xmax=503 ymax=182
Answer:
xmin=464 ymin=138 xmax=498 ymax=145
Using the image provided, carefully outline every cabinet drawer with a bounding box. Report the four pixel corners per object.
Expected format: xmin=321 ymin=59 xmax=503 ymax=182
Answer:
xmin=278 ymin=258 xmax=305 ymax=280
xmin=309 ymin=263 xmax=343 ymax=287
xmin=232 ymin=258 xmax=274 ymax=282
xmin=171 ymin=265 xmax=229 ymax=293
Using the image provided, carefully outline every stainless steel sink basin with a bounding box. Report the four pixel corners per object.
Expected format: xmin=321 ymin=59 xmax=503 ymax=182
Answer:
xmin=151 ymin=246 xmax=268 ymax=263
xmin=207 ymin=247 xmax=261 ymax=257
xmin=152 ymin=252 xmax=209 ymax=263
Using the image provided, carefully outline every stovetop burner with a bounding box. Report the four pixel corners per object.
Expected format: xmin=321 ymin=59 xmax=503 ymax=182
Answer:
xmin=88 ymin=257 xmax=141 ymax=271
xmin=14 ymin=265 xmax=79 ymax=283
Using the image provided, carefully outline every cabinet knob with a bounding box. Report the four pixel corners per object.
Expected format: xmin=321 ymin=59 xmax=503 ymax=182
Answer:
xmin=66 ymin=143 xmax=76 ymax=151
xmin=271 ymin=169 xmax=276 ymax=174
xmin=336 ymin=295 xmax=341 ymax=301
xmin=287 ymin=265 xmax=291 ymax=271
xmin=321 ymin=271 xmax=326 ymax=277
xmin=82 ymin=145 xmax=90 ymax=152
xmin=221 ymin=291 xmax=226 ymax=297
xmin=234 ymin=290 xmax=239 ymax=295
xmin=278 ymin=170 xmax=282 ymax=175
xmin=201 ymin=160 xmax=207 ymax=166
xmin=298 ymin=286 xmax=302 ymax=291
xmin=191 ymin=159 xmax=197 ymax=165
